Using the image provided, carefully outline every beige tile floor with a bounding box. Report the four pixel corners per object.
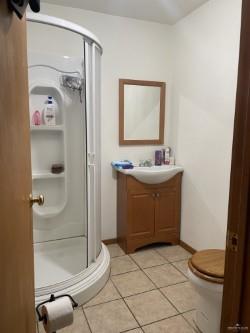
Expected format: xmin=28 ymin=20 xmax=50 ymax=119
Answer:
xmin=38 ymin=244 xmax=200 ymax=333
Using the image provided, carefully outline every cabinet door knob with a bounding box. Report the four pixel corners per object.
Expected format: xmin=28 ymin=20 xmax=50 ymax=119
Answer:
xmin=156 ymin=193 xmax=160 ymax=198
xmin=152 ymin=193 xmax=156 ymax=198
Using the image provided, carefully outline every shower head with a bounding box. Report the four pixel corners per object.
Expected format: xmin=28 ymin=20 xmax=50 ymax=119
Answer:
xmin=61 ymin=74 xmax=84 ymax=103
xmin=61 ymin=74 xmax=84 ymax=91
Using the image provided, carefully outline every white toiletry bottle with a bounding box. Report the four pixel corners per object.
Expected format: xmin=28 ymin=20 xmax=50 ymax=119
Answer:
xmin=43 ymin=96 xmax=56 ymax=126
xmin=165 ymin=147 xmax=171 ymax=165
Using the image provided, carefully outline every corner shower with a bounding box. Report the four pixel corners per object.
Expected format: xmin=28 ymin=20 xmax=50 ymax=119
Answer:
xmin=26 ymin=13 xmax=110 ymax=306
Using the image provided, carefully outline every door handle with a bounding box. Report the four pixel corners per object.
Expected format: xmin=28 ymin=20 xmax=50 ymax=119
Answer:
xmin=29 ymin=194 xmax=44 ymax=207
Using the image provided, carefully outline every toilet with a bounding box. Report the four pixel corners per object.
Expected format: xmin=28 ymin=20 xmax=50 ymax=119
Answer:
xmin=188 ymin=249 xmax=225 ymax=333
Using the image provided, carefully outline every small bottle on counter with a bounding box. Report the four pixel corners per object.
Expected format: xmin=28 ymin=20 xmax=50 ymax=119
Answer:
xmin=161 ymin=149 xmax=165 ymax=165
xmin=164 ymin=147 xmax=171 ymax=165
xmin=155 ymin=150 xmax=162 ymax=166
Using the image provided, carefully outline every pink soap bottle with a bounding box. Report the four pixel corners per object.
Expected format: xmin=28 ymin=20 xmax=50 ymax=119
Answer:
xmin=32 ymin=110 xmax=41 ymax=126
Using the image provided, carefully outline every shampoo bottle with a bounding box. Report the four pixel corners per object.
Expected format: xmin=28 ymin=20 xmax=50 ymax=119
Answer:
xmin=32 ymin=110 xmax=41 ymax=126
xmin=43 ymin=96 xmax=56 ymax=126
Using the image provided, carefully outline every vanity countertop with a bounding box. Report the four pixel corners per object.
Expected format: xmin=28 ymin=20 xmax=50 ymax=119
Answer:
xmin=116 ymin=164 xmax=183 ymax=184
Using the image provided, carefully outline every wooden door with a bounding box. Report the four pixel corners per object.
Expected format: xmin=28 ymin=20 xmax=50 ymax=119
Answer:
xmin=0 ymin=3 xmax=36 ymax=333
xmin=240 ymin=200 xmax=250 ymax=327
xmin=221 ymin=0 xmax=250 ymax=330
xmin=127 ymin=191 xmax=155 ymax=240
xmin=155 ymin=188 xmax=179 ymax=237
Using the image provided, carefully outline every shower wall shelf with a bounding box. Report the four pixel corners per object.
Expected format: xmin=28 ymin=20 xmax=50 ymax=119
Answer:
xmin=29 ymin=80 xmax=67 ymax=219
xmin=32 ymin=172 xmax=65 ymax=180
xmin=30 ymin=125 xmax=64 ymax=132
xmin=34 ymin=204 xmax=67 ymax=219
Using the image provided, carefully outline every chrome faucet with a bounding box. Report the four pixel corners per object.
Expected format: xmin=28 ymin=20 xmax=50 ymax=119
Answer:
xmin=139 ymin=159 xmax=153 ymax=167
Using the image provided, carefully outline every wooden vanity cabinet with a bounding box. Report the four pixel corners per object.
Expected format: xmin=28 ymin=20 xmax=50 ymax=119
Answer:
xmin=117 ymin=172 xmax=182 ymax=253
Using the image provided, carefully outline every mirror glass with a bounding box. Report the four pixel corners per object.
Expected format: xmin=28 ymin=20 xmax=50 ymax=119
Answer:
xmin=119 ymin=79 xmax=165 ymax=145
xmin=124 ymin=85 xmax=161 ymax=140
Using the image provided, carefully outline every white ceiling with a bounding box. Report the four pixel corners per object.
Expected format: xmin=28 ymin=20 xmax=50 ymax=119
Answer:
xmin=42 ymin=0 xmax=209 ymax=25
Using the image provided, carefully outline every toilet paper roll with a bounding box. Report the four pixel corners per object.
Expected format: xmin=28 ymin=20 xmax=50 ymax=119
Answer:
xmin=41 ymin=297 xmax=74 ymax=333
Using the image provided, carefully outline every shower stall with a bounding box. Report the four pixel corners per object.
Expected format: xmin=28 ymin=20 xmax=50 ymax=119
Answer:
xmin=26 ymin=13 xmax=110 ymax=306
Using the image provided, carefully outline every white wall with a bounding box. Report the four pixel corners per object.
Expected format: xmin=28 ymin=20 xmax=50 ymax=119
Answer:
xmin=30 ymin=0 xmax=241 ymax=249
xmin=170 ymin=0 xmax=241 ymax=250
xmin=33 ymin=3 xmax=173 ymax=240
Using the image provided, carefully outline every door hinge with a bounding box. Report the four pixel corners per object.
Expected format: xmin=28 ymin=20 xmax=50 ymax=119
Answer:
xmin=227 ymin=231 xmax=238 ymax=252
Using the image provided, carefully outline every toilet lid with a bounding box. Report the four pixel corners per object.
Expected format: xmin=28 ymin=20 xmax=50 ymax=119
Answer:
xmin=190 ymin=249 xmax=225 ymax=279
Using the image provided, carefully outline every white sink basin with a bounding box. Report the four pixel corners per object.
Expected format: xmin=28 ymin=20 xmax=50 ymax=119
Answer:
xmin=118 ymin=165 xmax=183 ymax=184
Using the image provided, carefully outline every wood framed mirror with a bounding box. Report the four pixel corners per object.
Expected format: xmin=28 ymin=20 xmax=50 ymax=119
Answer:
xmin=119 ymin=79 xmax=166 ymax=145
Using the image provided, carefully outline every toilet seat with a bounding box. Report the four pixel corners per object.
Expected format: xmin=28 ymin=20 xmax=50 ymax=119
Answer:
xmin=188 ymin=249 xmax=225 ymax=284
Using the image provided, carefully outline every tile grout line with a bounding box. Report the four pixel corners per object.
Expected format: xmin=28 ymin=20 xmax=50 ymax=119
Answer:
xmin=80 ymin=305 xmax=93 ymax=333
xmin=130 ymin=247 xmax=192 ymax=266
xmin=143 ymin=272 xmax=181 ymax=315
xmin=106 ymin=244 xmax=126 ymax=259
xmin=109 ymin=277 xmax=142 ymax=331
xmin=112 ymin=262 xmax=186 ymax=331
xmin=153 ymin=248 xmax=172 ymax=261
xmin=83 ymin=273 xmax=122 ymax=309
xmin=127 ymin=254 xmax=190 ymax=316
xmin=139 ymin=312 xmax=186 ymax=330
xmin=123 ymin=255 xmax=185 ymax=328
xmin=120 ymin=312 xmax=186 ymax=332
xmin=122 ymin=288 xmax=190 ymax=330
xmin=111 ymin=246 xmax=191 ymax=276
xmin=120 ymin=327 xmax=144 ymax=333
xmin=181 ymin=312 xmax=200 ymax=332
xmin=83 ymin=296 xmax=122 ymax=309
xmin=111 ymin=253 xmax=194 ymax=315
xmin=129 ymin=254 xmax=188 ymax=297
xmin=128 ymin=250 xmax=189 ymax=286
xmin=111 ymin=267 xmax=140 ymax=277
xmin=141 ymin=312 xmax=189 ymax=331
xmin=154 ymin=244 xmax=192 ymax=262
xmin=129 ymin=248 xmax=170 ymax=263
xmin=117 ymin=281 xmax=193 ymax=304
xmin=142 ymin=264 xmax=188 ymax=284
xmin=81 ymin=245 xmax=194 ymax=332
xmin=158 ymin=285 xmax=193 ymax=315
xmin=111 ymin=257 xmax=188 ymax=282
xmin=120 ymin=245 xmax=195 ymax=331
xmin=171 ymin=260 xmax=190 ymax=278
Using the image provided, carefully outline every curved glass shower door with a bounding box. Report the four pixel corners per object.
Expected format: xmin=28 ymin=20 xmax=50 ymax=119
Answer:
xmin=27 ymin=22 xmax=88 ymax=289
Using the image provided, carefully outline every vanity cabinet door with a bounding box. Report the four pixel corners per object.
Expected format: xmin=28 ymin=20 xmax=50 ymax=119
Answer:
xmin=127 ymin=192 xmax=155 ymax=240
xmin=154 ymin=188 xmax=179 ymax=237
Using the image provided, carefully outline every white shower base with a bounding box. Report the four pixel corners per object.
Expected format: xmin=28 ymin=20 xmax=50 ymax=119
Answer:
xmin=34 ymin=240 xmax=110 ymax=306
xmin=34 ymin=236 xmax=88 ymax=288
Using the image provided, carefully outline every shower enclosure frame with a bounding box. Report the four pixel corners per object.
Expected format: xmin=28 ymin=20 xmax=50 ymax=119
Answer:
xmin=27 ymin=12 xmax=110 ymax=306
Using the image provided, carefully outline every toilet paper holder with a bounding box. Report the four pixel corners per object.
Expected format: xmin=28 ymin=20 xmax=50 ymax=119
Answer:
xmin=36 ymin=293 xmax=78 ymax=323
